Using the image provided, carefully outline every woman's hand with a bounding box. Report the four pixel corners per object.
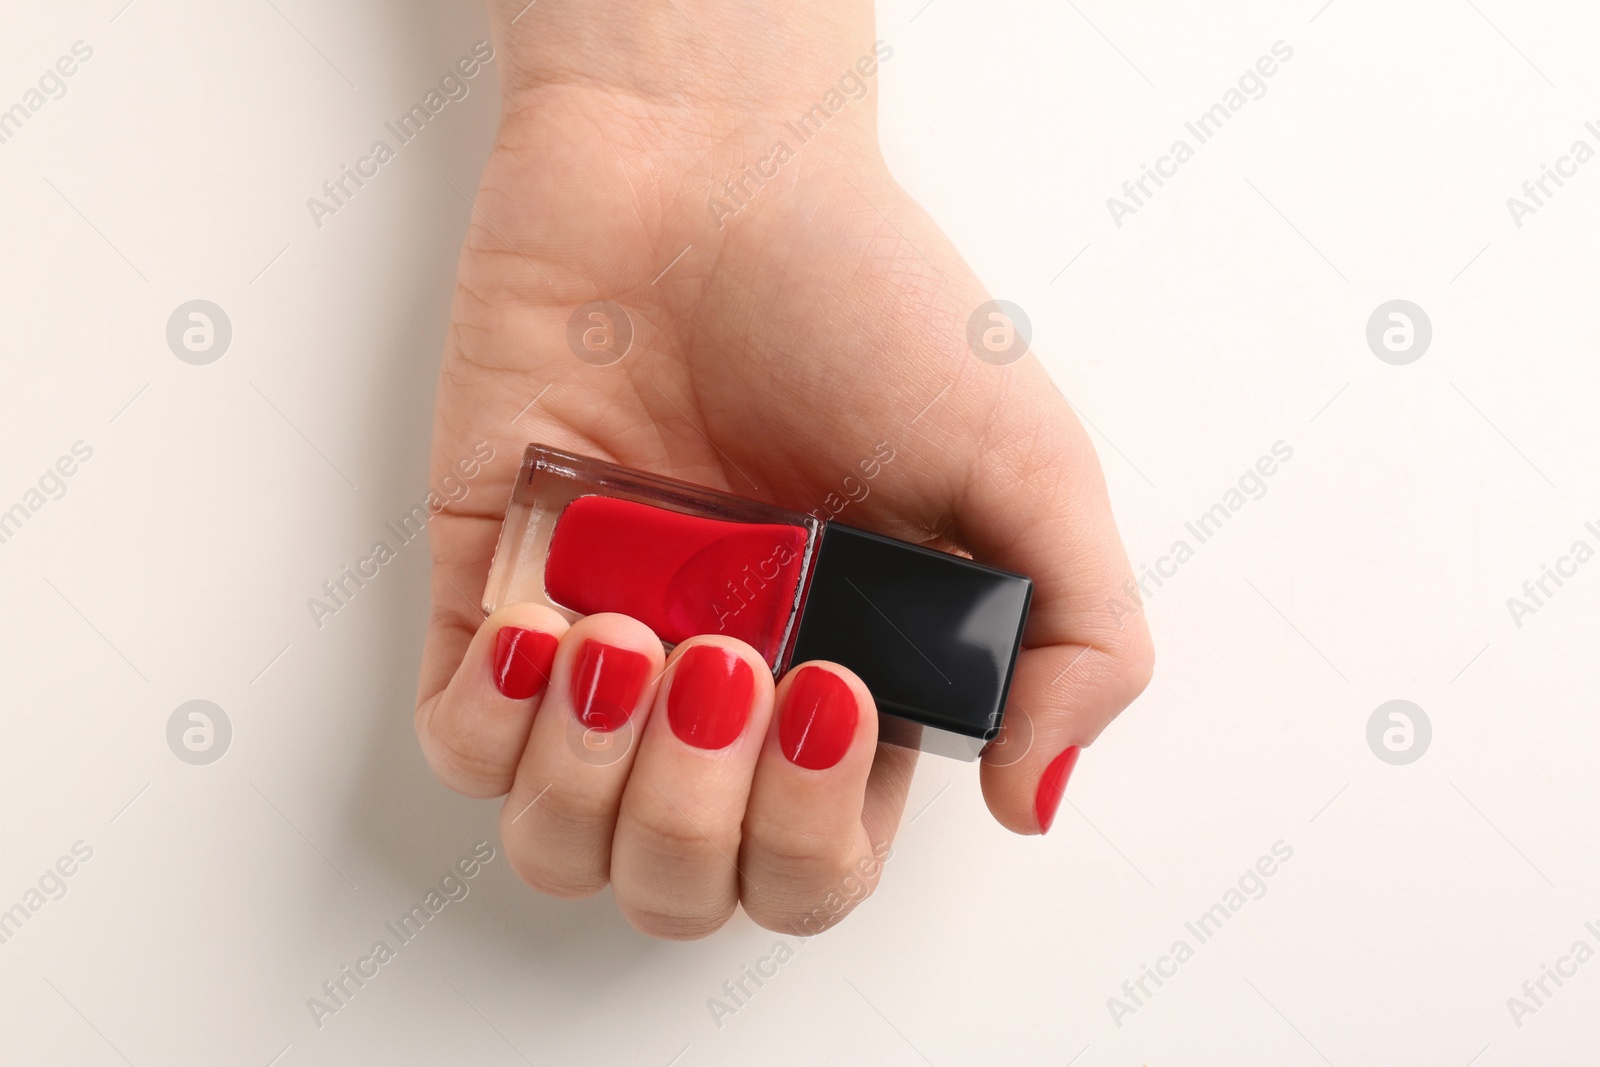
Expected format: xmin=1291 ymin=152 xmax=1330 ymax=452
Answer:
xmin=414 ymin=0 xmax=1153 ymax=939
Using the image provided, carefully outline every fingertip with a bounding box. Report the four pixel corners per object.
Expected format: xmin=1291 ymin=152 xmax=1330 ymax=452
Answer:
xmin=483 ymin=603 xmax=570 ymax=700
xmin=774 ymin=661 xmax=873 ymax=771
xmin=660 ymin=635 xmax=773 ymax=753
xmin=980 ymin=641 xmax=1139 ymax=836
xmin=557 ymin=612 xmax=666 ymax=733
xmin=1032 ymin=745 xmax=1080 ymax=835
xmin=416 ymin=602 xmax=572 ymax=798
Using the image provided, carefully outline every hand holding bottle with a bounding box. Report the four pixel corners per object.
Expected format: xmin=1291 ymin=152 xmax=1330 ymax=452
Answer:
xmin=413 ymin=0 xmax=1153 ymax=938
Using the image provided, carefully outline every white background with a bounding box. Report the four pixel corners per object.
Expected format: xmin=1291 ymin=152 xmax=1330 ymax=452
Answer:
xmin=2 ymin=0 xmax=1597 ymax=1064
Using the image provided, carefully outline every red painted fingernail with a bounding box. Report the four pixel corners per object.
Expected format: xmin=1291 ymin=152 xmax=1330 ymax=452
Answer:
xmin=779 ymin=666 xmax=858 ymax=770
xmin=571 ymin=640 xmax=652 ymax=732
xmin=667 ymin=645 xmax=755 ymax=750
xmin=1034 ymin=746 xmax=1080 ymax=834
xmin=493 ymin=626 xmax=559 ymax=700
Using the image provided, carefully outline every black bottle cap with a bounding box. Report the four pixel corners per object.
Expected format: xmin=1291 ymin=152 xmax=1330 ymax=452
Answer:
xmin=788 ymin=524 xmax=1033 ymax=760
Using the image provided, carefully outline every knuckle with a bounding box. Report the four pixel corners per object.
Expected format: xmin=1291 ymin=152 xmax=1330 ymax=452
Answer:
xmin=503 ymin=838 xmax=607 ymax=899
xmin=531 ymin=783 xmax=619 ymax=834
xmin=739 ymin=833 xmax=881 ymax=938
xmin=418 ymin=725 xmax=513 ymax=799
xmin=618 ymin=900 xmax=734 ymax=941
xmin=624 ymin=802 xmax=737 ymax=865
xmin=743 ymin=878 xmax=869 ymax=937
xmin=611 ymin=799 xmax=742 ymax=940
xmin=743 ymin=816 xmax=852 ymax=876
xmin=498 ymin=785 xmax=616 ymax=897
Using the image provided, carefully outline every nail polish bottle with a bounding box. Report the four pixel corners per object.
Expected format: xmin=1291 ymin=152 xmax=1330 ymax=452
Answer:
xmin=483 ymin=444 xmax=1032 ymax=759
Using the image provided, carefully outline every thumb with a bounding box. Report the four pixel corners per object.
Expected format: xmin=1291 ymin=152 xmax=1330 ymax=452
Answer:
xmin=828 ymin=176 xmax=1154 ymax=834
xmin=960 ymin=379 xmax=1154 ymax=833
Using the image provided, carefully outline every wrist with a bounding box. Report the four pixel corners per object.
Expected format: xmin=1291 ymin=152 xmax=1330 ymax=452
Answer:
xmin=487 ymin=0 xmax=887 ymax=151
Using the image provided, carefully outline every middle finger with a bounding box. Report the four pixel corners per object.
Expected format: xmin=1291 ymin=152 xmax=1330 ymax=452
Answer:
xmin=612 ymin=635 xmax=774 ymax=939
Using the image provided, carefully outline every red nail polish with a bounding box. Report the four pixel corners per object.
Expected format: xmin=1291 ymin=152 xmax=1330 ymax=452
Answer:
xmin=1034 ymin=746 xmax=1080 ymax=834
xmin=481 ymin=443 xmax=1033 ymax=760
xmin=667 ymin=645 xmax=755 ymax=750
xmin=570 ymin=639 xmax=652 ymax=732
xmin=493 ymin=626 xmax=559 ymax=700
xmin=779 ymin=666 xmax=858 ymax=770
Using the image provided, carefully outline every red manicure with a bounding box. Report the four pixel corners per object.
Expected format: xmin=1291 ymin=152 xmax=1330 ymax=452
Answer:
xmin=779 ymin=666 xmax=858 ymax=770
xmin=1034 ymin=746 xmax=1080 ymax=834
xmin=668 ymin=645 xmax=755 ymax=750
xmin=571 ymin=640 xmax=652 ymax=732
xmin=492 ymin=626 xmax=559 ymax=700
